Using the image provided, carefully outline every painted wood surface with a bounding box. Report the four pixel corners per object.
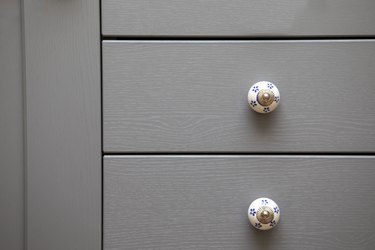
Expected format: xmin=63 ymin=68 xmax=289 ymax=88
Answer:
xmin=103 ymin=40 xmax=375 ymax=152
xmin=102 ymin=0 xmax=375 ymax=36
xmin=0 ymin=0 xmax=24 ymax=249
xmin=104 ymin=156 xmax=375 ymax=250
xmin=23 ymin=0 xmax=101 ymax=249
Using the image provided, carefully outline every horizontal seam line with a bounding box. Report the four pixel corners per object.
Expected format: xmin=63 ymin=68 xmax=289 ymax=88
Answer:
xmin=103 ymin=152 xmax=375 ymax=156
xmin=101 ymin=36 xmax=375 ymax=41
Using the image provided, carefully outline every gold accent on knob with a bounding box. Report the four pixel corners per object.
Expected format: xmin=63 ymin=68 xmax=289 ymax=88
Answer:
xmin=257 ymin=89 xmax=275 ymax=106
xmin=256 ymin=206 xmax=274 ymax=224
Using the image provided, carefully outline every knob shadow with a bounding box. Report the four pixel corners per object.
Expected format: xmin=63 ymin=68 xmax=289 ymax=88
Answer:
xmin=248 ymin=221 xmax=282 ymax=250
xmin=247 ymin=106 xmax=282 ymax=135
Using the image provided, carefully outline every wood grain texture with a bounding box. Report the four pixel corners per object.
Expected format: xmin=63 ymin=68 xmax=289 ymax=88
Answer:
xmin=104 ymin=156 xmax=375 ymax=250
xmin=102 ymin=0 xmax=375 ymax=36
xmin=23 ymin=0 xmax=101 ymax=249
xmin=103 ymin=40 xmax=375 ymax=152
xmin=0 ymin=0 xmax=24 ymax=249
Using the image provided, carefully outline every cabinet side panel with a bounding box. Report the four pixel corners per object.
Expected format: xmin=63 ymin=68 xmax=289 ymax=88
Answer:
xmin=0 ymin=0 xmax=24 ymax=249
xmin=23 ymin=0 xmax=101 ymax=249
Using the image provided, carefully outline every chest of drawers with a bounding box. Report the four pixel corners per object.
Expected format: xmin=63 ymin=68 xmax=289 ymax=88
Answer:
xmin=4 ymin=0 xmax=374 ymax=249
xmin=101 ymin=1 xmax=375 ymax=249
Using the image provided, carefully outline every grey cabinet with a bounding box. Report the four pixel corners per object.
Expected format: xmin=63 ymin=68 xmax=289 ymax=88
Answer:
xmin=104 ymin=156 xmax=375 ymax=250
xmin=3 ymin=0 xmax=374 ymax=249
xmin=102 ymin=38 xmax=375 ymax=248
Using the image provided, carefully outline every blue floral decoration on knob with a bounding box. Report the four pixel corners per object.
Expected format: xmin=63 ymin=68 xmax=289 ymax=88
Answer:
xmin=249 ymin=208 xmax=256 ymax=216
xmin=269 ymin=220 xmax=277 ymax=227
xmin=249 ymin=100 xmax=257 ymax=107
xmin=274 ymin=207 xmax=280 ymax=214
xmin=263 ymin=107 xmax=270 ymax=113
xmin=274 ymin=96 xmax=280 ymax=103
xmin=252 ymin=85 xmax=259 ymax=93
xmin=254 ymin=223 xmax=262 ymax=229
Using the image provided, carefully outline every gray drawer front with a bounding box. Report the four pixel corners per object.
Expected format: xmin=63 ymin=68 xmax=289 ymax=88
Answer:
xmin=103 ymin=40 xmax=375 ymax=152
xmin=104 ymin=156 xmax=375 ymax=250
xmin=102 ymin=0 xmax=375 ymax=36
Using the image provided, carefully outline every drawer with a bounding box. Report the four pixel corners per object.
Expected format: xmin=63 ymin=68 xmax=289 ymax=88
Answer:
xmin=103 ymin=40 xmax=375 ymax=152
xmin=102 ymin=0 xmax=375 ymax=37
xmin=104 ymin=156 xmax=375 ymax=250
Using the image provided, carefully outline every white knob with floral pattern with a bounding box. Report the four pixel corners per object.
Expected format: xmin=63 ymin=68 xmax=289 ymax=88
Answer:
xmin=248 ymin=197 xmax=280 ymax=231
xmin=248 ymin=81 xmax=280 ymax=113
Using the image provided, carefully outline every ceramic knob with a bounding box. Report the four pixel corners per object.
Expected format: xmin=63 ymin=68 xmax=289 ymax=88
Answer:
xmin=248 ymin=197 xmax=280 ymax=230
xmin=248 ymin=81 xmax=280 ymax=113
